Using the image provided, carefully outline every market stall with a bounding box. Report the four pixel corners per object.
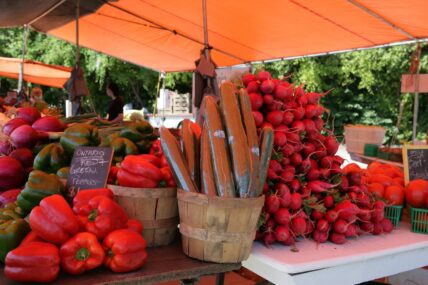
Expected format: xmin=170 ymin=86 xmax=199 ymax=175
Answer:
xmin=1 ymin=1 xmax=428 ymax=285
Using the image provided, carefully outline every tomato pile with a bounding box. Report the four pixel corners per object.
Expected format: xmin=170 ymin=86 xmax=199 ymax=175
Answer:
xmin=243 ymin=71 xmax=394 ymax=246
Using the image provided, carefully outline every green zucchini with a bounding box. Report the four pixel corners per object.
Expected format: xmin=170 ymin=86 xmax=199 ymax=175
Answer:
xmin=203 ymin=96 xmax=236 ymax=197
xmin=159 ymin=127 xmax=198 ymax=193
xmin=200 ymin=123 xmax=217 ymax=196
xmin=256 ymin=126 xmax=274 ymax=197
xmin=238 ymin=88 xmax=260 ymax=197
xmin=220 ymin=82 xmax=251 ymax=198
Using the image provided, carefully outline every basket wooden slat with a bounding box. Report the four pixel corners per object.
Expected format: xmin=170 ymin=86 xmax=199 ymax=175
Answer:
xmin=177 ymin=190 xmax=264 ymax=263
xmin=109 ymin=184 xmax=178 ymax=247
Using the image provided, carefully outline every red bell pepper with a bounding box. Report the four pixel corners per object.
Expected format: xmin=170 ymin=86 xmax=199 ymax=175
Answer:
xmin=5 ymin=242 xmax=60 ymax=283
xmin=60 ymin=232 xmax=105 ymax=275
xmin=29 ymin=194 xmax=79 ymax=245
xmin=20 ymin=231 xmax=46 ymax=246
xmin=160 ymin=167 xmax=177 ymax=187
xmin=121 ymin=155 xmax=162 ymax=180
xmin=103 ymin=229 xmax=148 ymax=273
xmin=160 ymin=155 xmax=169 ymax=167
xmin=117 ymin=169 xmax=159 ymax=188
xmin=139 ymin=154 xmax=161 ymax=167
xmin=126 ymin=219 xmax=143 ymax=234
xmin=107 ymin=166 xmax=120 ymax=185
xmin=149 ymin=140 xmax=162 ymax=157
xmin=72 ymin=188 xmax=114 ymax=214
xmin=75 ymin=196 xmax=128 ymax=239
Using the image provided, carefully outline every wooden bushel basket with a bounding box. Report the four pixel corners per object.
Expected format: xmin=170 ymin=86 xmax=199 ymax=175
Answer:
xmin=177 ymin=189 xmax=264 ymax=263
xmin=109 ymin=185 xmax=178 ymax=247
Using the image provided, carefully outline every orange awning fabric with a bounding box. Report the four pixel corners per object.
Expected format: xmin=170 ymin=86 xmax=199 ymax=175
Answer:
xmin=1 ymin=0 xmax=428 ymax=72
xmin=0 ymin=57 xmax=72 ymax=88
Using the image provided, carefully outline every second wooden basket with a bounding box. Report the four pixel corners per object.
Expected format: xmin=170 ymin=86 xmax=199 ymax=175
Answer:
xmin=109 ymin=185 xmax=179 ymax=247
xmin=177 ymin=189 xmax=264 ymax=263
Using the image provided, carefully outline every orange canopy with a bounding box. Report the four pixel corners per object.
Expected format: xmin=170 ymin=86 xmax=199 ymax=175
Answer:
xmin=0 ymin=57 xmax=72 ymax=88
xmin=1 ymin=0 xmax=428 ymax=72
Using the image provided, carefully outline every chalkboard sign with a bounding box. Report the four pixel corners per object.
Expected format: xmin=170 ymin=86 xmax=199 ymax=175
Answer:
xmin=66 ymin=146 xmax=114 ymax=200
xmin=402 ymin=145 xmax=428 ymax=184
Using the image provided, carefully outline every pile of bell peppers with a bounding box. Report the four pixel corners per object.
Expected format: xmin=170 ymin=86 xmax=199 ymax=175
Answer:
xmin=116 ymin=154 xmax=176 ymax=188
xmin=3 ymin=188 xmax=148 ymax=283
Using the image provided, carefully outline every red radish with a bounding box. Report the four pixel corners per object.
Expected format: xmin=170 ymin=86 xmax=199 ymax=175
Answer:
xmin=330 ymin=163 xmax=341 ymax=175
xmin=243 ymin=74 xmax=257 ymax=86
xmin=371 ymin=209 xmax=384 ymax=223
xmin=263 ymin=232 xmax=276 ymax=246
xmin=253 ymin=111 xmax=264 ymax=127
xmin=32 ymin=116 xmax=65 ymax=132
xmin=356 ymin=193 xmax=371 ymax=209
xmin=306 ymin=92 xmax=321 ymax=104
xmin=263 ymin=94 xmax=274 ymax=105
xmin=290 ymin=153 xmax=302 ymax=167
xmin=335 ymin=200 xmax=361 ymax=220
xmin=304 ymin=104 xmax=318 ymax=118
xmin=265 ymin=195 xmax=281 ymax=213
xmin=10 ymin=125 xmax=39 ymax=149
xmin=319 ymin=168 xmax=331 ymax=179
xmin=262 ymin=122 xmax=273 ymax=129
xmin=289 ymin=179 xmax=301 ymax=192
xmin=289 ymin=193 xmax=302 ymax=210
xmin=281 ymin=144 xmax=295 ymax=157
xmin=312 ymin=210 xmax=324 ymax=220
xmin=260 ymin=80 xmax=275 ymax=94
xmin=300 ymin=159 xmax=312 ymax=173
xmin=276 ymin=124 xmax=289 ymax=132
xmin=291 ymin=217 xmax=307 ymax=236
xmin=282 ymin=111 xmax=294 ymax=125
xmin=357 ymin=209 xmax=372 ymax=222
xmin=313 ymin=117 xmax=324 ymax=131
xmin=265 ymin=219 xmax=276 ymax=232
xmin=295 ymin=211 xmax=308 ymax=219
xmin=348 ymin=191 xmax=358 ymax=202
xmin=302 ymin=142 xmax=316 ymax=157
xmin=382 ymin=218 xmax=394 ymax=233
xmin=16 ymin=107 xmax=41 ymax=124
xmin=267 ymin=110 xmax=283 ymax=126
xmin=340 ymin=176 xmax=349 ymax=189
xmin=310 ymin=159 xmax=318 ymax=170
xmin=293 ymin=142 xmax=303 ymax=153
xmin=294 ymin=86 xmax=305 ymax=97
xmin=297 ymin=94 xmax=308 ymax=107
xmin=249 ymin=93 xmax=263 ymax=110
xmin=347 ymin=172 xmax=362 ymax=186
xmin=333 ymin=155 xmax=345 ymax=165
xmin=267 ymin=169 xmax=279 ymax=180
xmin=257 ymin=71 xmax=272 ymax=81
xmin=293 ymin=107 xmax=305 ymax=120
xmin=325 ymin=210 xmax=338 ymax=223
xmin=9 ymin=148 xmax=34 ymax=168
xmin=301 ymin=186 xmax=311 ymax=198
xmin=324 ymin=136 xmax=339 ymax=155
xmin=302 ymin=119 xmax=317 ymax=133
xmin=269 ymin=160 xmax=282 ymax=173
xmin=2 ymin=118 xmax=28 ymax=136
xmin=307 ymin=169 xmax=320 ymax=181
xmin=345 ymin=224 xmax=358 ymax=238
xmin=307 ymin=180 xmax=336 ymax=194
xmin=320 ymin=156 xmax=333 ymax=168
xmin=275 ymin=85 xmax=293 ymax=101
xmin=255 ymin=230 xmax=264 ymax=241
xmin=283 ymin=165 xmax=296 ymax=174
xmin=274 ymin=132 xmax=287 ymax=146
xmin=324 ymin=196 xmax=334 ymax=208
xmin=317 ymin=219 xmax=329 ymax=232
xmin=0 ymin=156 xmax=25 ymax=191
xmin=280 ymin=171 xmax=294 ymax=183
xmin=342 ymin=163 xmax=361 ymax=175
xmin=0 ymin=188 xmax=22 ymax=207
xmin=314 ymin=147 xmax=327 ymax=160
xmin=333 ymin=219 xmax=350 ymax=234
xmin=372 ymin=222 xmax=383 ymax=235
xmin=314 ymin=105 xmax=325 ymax=116
xmin=330 ymin=232 xmax=347 ymax=244
xmin=272 ymin=79 xmax=282 ymax=87
xmin=312 ymin=230 xmax=328 ymax=243
xmin=285 ymin=101 xmax=298 ymax=110
xmin=246 ymin=81 xmax=259 ymax=93
xmin=291 ymin=121 xmax=305 ymax=133
xmin=360 ymin=221 xmax=374 ymax=233
xmin=373 ymin=201 xmax=385 ymax=211
xmin=0 ymin=140 xmax=13 ymax=155
xmin=275 ymin=225 xmax=291 ymax=242
xmin=305 ymin=221 xmax=314 ymax=235
xmin=274 ymin=208 xmax=291 ymax=225
xmin=267 ymin=101 xmax=282 ymax=111
xmin=281 ymin=235 xmax=296 ymax=246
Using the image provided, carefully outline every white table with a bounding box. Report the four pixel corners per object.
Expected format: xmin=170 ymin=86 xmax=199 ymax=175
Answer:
xmin=243 ymin=223 xmax=428 ymax=285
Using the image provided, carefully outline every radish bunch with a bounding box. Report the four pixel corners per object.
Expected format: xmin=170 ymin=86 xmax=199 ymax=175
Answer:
xmin=243 ymin=71 xmax=394 ymax=246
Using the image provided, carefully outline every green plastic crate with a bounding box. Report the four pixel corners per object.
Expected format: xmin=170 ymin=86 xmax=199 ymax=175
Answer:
xmin=410 ymin=207 xmax=428 ymax=234
xmin=364 ymin=144 xmax=379 ymax=157
xmin=384 ymin=205 xmax=403 ymax=227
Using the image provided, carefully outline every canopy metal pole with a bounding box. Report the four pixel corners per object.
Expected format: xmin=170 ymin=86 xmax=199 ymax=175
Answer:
xmin=202 ymin=0 xmax=210 ymax=60
xmin=18 ymin=25 xmax=29 ymax=92
xmin=76 ymin=0 xmax=80 ymax=65
xmin=412 ymin=43 xmax=421 ymax=143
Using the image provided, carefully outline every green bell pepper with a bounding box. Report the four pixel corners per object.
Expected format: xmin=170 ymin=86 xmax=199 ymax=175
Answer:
xmin=56 ymin=167 xmax=70 ymax=179
xmin=110 ymin=137 xmax=138 ymax=163
xmin=17 ymin=170 xmax=65 ymax=216
xmin=119 ymin=120 xmax=154 ymax=143
xmin=60 ymin=123 xmax=100 ymax=155
xmin=33 ymin=143 xmax=69 ymax=174
xmin=0 ymin=203 xmax=30 ymax=262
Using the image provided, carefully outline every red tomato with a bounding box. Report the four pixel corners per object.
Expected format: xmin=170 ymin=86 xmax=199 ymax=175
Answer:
xmin=384 ymin=185 xmax=405 ymax=206
xmin=406 ymin=179 xmax=428 ymax=208
xmin=368 ymin=183 xmax=384 ymax=199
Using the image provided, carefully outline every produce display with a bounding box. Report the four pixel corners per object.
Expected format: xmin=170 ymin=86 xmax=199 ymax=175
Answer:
xmin=240 ymin=71 xmax=399 ymax=246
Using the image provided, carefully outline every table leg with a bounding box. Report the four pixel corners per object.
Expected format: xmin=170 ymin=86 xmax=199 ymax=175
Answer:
xmin=216 ymin=272 xmax=225 ymax=285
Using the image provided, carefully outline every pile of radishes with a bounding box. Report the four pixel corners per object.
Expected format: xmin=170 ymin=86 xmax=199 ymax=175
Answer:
xmin=243 ymin=71 xmax=394 ymax=246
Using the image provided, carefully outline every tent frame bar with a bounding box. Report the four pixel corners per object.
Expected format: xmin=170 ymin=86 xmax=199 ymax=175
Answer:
xmin=347 ymin=0 xmax=415 ymax=40
xmin=28 ymin=0 xmax=67 ymax=25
